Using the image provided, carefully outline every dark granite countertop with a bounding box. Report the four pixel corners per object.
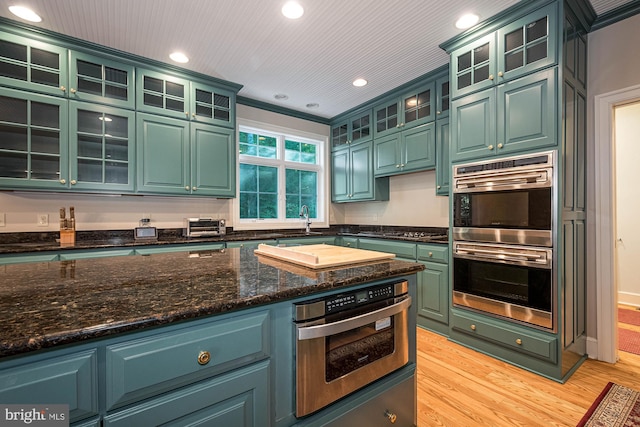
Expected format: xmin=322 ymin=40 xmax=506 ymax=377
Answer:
xmin=0 ymin=247 xmax=424 ymax=359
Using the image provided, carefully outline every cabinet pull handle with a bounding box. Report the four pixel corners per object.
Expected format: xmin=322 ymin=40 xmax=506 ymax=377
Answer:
xmin=498 ymin=71 xmax=504 ymax=77
xmin=497 ymin=143 xmax=503 ymax=149
xmin=185 ymin=112 xmax=189 ymax=116
xmin=437 ymin=111 xmax=441 ymax=115
xmin=70 ymin=180 xmax=77 ymax=185
xmin=489 ymin=75 xmax=494 ymax=80
xmin=396 ymin=164 xmax=400 ymax=168
xmin=197 ymin=350 xmax=211 ymax=365
xmin=384 ymin=410 xmax=397 ymax=424
xmin=59 ymin=179 xmax=66 ymax=185
xmin=516 ymin=338 xmax=522 ymax=345
xmin=470 ymin=324 xmax=476 ymax=331
xmin=400 ymin=163 xmax=405 ymax=167
xmin=437 ymin=185 xmax=441 ymax=189
xmin=488 ymin=144 xmax=494 ymax=150
xmin=428 ymin=252 xmax=433 ymax=257
xmin=185 ymin=186 xmax=190 ymax=191
xmin=60 ymin=85 xmax=66 ymax=92
xmin=192 ymin=113 xmax=196 ymax=118
xmin=70 ymin=88 xmax=77 ymax=94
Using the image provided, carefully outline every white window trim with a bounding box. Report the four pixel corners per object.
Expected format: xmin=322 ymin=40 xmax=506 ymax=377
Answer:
xmin=233 ymin=118 xmax=329 ymax=231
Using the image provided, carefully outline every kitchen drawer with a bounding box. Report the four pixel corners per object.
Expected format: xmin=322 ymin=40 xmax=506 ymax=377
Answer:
xmin=357 ymin=238 xmax=416 ymax=260
xmin=0 ymin=350 xmax=98 ymax=423
xmin=105 ymin=310 xmax=270 ymax=410
xmin=417 ymin=244 xmax=448 ymax=263
xmin=451 ymin=310 xmax=557 ymax=363
xmin=104 ymin=360 xmax=269 ymax=427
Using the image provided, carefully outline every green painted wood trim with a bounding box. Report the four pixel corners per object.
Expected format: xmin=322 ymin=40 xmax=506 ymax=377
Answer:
xmin=591 ymin=0 xmax=640 ymax=31
xmin=236 ymin=96 xmax=331 ymax=125
xmin=0 ymin=17 xmax=243 ymax=93
xmin=565 ymin=0 xmax=598 ymax=31
xmin=439 ymin=0 xmax=557 ymax=53
xmin=330 ymin=64 xmax=449 ymax=124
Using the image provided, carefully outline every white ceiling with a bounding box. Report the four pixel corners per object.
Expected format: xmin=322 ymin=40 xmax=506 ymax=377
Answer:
xmin=0 ymin=0 xmax=634 ymax=119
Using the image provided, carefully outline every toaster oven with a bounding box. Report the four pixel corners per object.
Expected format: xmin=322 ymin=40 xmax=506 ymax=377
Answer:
xmin=183 ymin=218 xmax=226 ymax=237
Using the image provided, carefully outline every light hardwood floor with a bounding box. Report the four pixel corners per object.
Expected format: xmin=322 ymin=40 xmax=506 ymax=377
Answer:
xmin=416 ymin=324 xmax=640 ymax=426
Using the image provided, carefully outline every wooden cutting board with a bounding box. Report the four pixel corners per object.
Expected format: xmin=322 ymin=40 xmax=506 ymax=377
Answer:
xmin=254 ymin=243 xmax=395 ymax=269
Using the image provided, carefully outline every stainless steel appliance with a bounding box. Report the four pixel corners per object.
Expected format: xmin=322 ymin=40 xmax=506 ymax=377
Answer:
xmin=294 ymin=280 xmax=411 ymax=417
xmin=183 ymin=218 xmax=226 ymax=237
xmin=452 ymin=151 xmax=556 ymax=330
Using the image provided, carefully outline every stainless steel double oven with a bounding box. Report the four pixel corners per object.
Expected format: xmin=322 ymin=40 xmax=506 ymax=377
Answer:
xmin=452 ymin=151 xmax=556 ymax=330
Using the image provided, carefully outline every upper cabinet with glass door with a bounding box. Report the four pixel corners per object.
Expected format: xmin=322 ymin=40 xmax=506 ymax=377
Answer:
xmin=190 ymin=81 xmax=235 ymax=128
xmin=68 ymin=51 xmax=135 ymax=109
xmin=450 ymin=3 xmax=557 ymax=99
xmin=330 ymin=108 xmax=372 ymax=151
xmin=373 ymin=82 xmax=435 ymax=138
xmin=0 ymin=31 xmax=68 ymax=97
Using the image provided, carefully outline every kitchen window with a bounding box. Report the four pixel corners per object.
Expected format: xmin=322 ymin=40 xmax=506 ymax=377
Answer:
xmin=234 ymin=120 xmax=327 ymax=230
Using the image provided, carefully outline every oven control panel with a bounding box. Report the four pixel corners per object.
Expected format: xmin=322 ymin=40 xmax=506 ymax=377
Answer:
xmin=325 ymin=283 xmax=394 ymax=314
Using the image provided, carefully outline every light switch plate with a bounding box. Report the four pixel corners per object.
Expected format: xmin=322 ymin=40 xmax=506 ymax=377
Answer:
xmin=37 ymin=213 xmax=49 ymax=226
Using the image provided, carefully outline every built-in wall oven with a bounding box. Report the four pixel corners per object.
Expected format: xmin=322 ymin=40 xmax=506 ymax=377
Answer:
xmin=294 ymin=280 xmax=411 ymax=417
xmin=452 ymin=151 xmax=556 ymax=330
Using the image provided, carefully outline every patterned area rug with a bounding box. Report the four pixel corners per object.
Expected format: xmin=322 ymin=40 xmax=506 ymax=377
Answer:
xmin=619 ymin=308 xmax=640 ymax=327
xmin=577 ymin=382 xmax=640 ymax=426
xmin=619 ymin=328 xmax=640 ymax=355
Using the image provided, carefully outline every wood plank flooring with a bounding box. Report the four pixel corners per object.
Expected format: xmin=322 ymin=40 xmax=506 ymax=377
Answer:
xmin=416 ymin=326 xmax=640 ymax=426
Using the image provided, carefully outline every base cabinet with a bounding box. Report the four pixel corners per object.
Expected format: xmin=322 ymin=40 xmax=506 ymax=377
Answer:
xmin=103 ymin=361 xmax=270 ymax=427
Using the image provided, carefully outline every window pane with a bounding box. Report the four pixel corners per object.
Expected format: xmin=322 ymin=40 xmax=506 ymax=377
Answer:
xmin=258 ymin=194 xmax=278 ymax=219
xmin=285 ymin=168 xmax=317 ymax=218
xmin=239 ymin=131 xmax=277 ymax=159
xmin=239 ymin=163 xmax=257 ymax=191
xmin=258 ymin=166 xmax=277 ymax=192
xmin=240 ymin=192 xmax=257 ymax=218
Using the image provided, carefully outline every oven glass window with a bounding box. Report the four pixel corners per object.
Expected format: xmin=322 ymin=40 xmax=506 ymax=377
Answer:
xmin=454 ymin=188 xmax=551 ymax=229
xmin=325 ymin=318 xmax=395 ymax=382
xmin=453 ymin=257 xmax=551 ymax=312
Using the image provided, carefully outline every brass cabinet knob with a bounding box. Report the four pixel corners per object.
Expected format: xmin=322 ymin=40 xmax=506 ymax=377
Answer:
xmin=70 ymin=179 xmax=77 ymax=185
xmin=59 ymin=179 xmax=66 ymax=184
xmin=192 ymin=187 xmax=197 ymax=191
xmin=60 ymin=85 xmax=66 ymax=92
xmin=428 ymin=252 xmax=433 ymax=257
xmin=197 ymin=350 xmax=211 ymax=365
xmin=396 ymin=164 xmax=401 ymax=168
xmin=488 ymin=144 xmax=494 ymax=150
xmin=437 ymin=185 xmax=441 ymax=189
xmin=497 ymin=143 xmax=503 ymax=149
xmin=185 ymin=186 xmax=190 ymax=191
xmin=471 ymin=324 xmax=477 ymax=331
xmin=385 ymin=410 xmax=397 ymax=424
xmin=192 ymin=113 xmax=196 ymax=118
xmin=516 ymin=338 xmax=522 ymax=345
xmin=437 ymin=111 xmax=441 ymax=115
xmin=489 ymin=75 xmax=494 ymax=80
xmin=70 ymin=88 xmax=77 ymax=94
xmin=498 ymin=71 xmax=504 ymax=77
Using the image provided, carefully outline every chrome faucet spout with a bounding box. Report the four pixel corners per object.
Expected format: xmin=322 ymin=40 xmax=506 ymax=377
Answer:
xmin=299 ymin=205 xmax=311 ymax=233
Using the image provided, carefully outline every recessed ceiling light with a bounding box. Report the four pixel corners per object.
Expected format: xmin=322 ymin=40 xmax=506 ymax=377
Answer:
xmin=306 ymin=103 xmax=319 ymax=109
xmin=169 ymin=52 xmax=189 ymax=63
xmin=455 ymin=13 xmax=479 ymax=29
xmin=9 ymin=5 xmax=42 ymax=22
xmin=353 ymin=78 xmax=368 ymax=87
xmin=274 ymin=93 xmax=289 ymax=100
xmin=282 ymin=1 xmax=304 ymax=19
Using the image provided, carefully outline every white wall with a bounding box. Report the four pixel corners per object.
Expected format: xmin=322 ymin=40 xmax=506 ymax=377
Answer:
xmin=587 ymin=14 xmax=640 ymax=334
xmin=614 ymin=102 xmax=640 ymax=306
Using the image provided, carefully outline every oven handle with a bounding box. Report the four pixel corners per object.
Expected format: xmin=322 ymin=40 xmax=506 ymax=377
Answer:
xmin=455 ymin=171 xmax=548 ymax=189
xmin=297 ymin=296 xmax=411 ymax=341
xmin=457 ymin=247 xmax=545 ymax=262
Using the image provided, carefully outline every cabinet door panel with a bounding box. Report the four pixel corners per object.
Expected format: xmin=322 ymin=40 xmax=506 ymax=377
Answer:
xmin=331 ymin=148 xmax=349 ymax=202
xmin=451 ymin=88 xmax=495 ymax=163
xmin=191 ymin=81 xmax=235 ymax=128
xmin=402 ymin=122 xmax=435 ymax=173
xmin=436 ymin=118 xmax=450 ymax=195
xmin=374 ymin=134 xmax=400 ymax=176
xmin=191 ymin=124 xmax=235 ymax=197
xmin=451 ymin=34 xmax=496 ymax=98
xmin=136 ymin=69 xmax=190 ymax=120
xmin=498 ymin=68 xmax=557 ymax=155
xmin=350 ymin=142 xmax=374 ymax=200
xmin=418 ymin=262 xmax=449 ymax=324
xmin=69 ymin=51 xmax=135 ymax=108
xmin=136 ymin=113 xmax=189 ymax=194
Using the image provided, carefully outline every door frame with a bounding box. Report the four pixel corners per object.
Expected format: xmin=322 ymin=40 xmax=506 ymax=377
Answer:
xmin=594 ymin=84 xmax=640 ymax=363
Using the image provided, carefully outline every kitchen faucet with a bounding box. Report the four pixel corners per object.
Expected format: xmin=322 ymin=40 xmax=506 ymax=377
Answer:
xmin=299 ymin=205 xmax=311 ymax=233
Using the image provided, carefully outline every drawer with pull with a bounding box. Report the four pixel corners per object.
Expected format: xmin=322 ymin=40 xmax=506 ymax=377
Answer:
xmin=105 ymin=310 xmax=270 ymax=410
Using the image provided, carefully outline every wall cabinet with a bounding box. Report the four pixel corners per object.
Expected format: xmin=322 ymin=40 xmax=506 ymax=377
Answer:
xmin=136 ymin=113 xmax=235 ymax=197
xmin=330 ymin=108 xmax=372 ymax=150
xmin=435 ymin=117 xmax=450 ymax=195
xmin=374 ymin=122 xmax=435 ymax=177
xmin=373 ymin=82 xmax=435 ymax=138
xmin=435 ymin=75 xmax=450 ymax=119
xmin=450 ymin=3 xmax=557 ymax=98
xmin=331 ymin=141 xmax=389 ymax=203
xmin=450 ymin=67 xmax=556 ymax=163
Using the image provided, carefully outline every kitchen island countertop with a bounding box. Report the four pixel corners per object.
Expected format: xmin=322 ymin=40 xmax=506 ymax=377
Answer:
xmin=0 ymin=246 xmax=424 ymax=358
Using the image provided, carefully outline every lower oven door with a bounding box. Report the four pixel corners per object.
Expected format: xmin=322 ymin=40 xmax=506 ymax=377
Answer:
xmin=295 ymin=296 xmax=411 ymax=417
xmin=453 ymin=241 xmax=553 ymax=330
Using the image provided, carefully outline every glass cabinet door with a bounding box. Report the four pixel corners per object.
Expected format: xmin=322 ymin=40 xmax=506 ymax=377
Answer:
xmin=69 ymin=102 xmax=135 ymax=192
xmin=331 ymin=121 xmax=349 ymax=150
xmin=497 ymin=3 xmax=557 ymax=83
xmin=451 ymin=33 xmax=496 ymax=98
xmin=402 ymin=83 xmax=435 ymax=129
xmin=350 ymin=110 xmax=372 ymax=145
xmin=436 ymin=76 xmax=450 ymax=119
xmin=190 ymin=81 xmax=235 ymax=128
xmin=69 ymin=51 xmax=135 ymax=108
xmin=136 ymin=68 xmax=190 ymax=120
xmin=374 ymin=99 xmax=400 ymax=138
xmin=0 ymin=32 xmax=68 ymax=97
xmin=0 ymin=87 xmax=68 ymax=189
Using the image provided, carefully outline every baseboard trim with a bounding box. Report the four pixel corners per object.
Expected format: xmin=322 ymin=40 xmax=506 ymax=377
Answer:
xmin=618 ymin=291 xmax=640 ymax=308
xmin=586 ymin=336 xmax=599 ymax=360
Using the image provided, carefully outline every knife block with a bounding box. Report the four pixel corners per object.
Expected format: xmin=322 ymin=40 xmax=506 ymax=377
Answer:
xmin=60 ymin=229 xmax=76 ymax=246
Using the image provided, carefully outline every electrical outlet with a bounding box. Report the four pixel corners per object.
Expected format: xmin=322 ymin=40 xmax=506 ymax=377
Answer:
xmin=37 ymin=213 xmax=49 ymax=226
xmin=0 ymin=212 xmax=5 ymax=227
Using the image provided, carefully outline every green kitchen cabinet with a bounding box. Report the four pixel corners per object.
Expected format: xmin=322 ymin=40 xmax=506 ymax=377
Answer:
xmin=0 ymin=30 xmax=68 ymax=97
xmin=331 ymin=141 xmax=389 ymax=203
xmin=68 ymin=51 xmax=135 ymax=109
xmin=278 ymin=236 xmax=337 ymax=246
xmin=373 ymin=81 xmax=435 ymax=139
xmin=58 ymin=248 xmax=136 ymax=260
xmin=435 ymin=75 xmax=450 ymax=119
xmin=435 ymin=117 xmax=450 ymax=195
xmin=416 ymin=244 xmax=449 ymax=335
xmin=190 ymin=80 xmax=235 ymax=128
xmin=0 ymin=252 xmax=59 ymax=265
xmin=450 ymin=67 xmax=556 ymax=163
xmin=135 ymin=243 xmax=225 ymax=255
xmin=330 ymin=108 xmax=372 ymax=151
xmin=374 ymin=122 xmax=435 ymax=177
xmin=226 ymin=240 xmax=277 ymax=249
xmin=450 ymin=3 xmax=557 ymax=99
xmin=136 ymin=112 xmax=235 ymax=197
xmin=0 ymin=349 xmax=98 ymax=424
xmin=69 ymin=102 xmax=135 ymax=192
xmin=0 ymin=87 xmax=69 ymax=190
